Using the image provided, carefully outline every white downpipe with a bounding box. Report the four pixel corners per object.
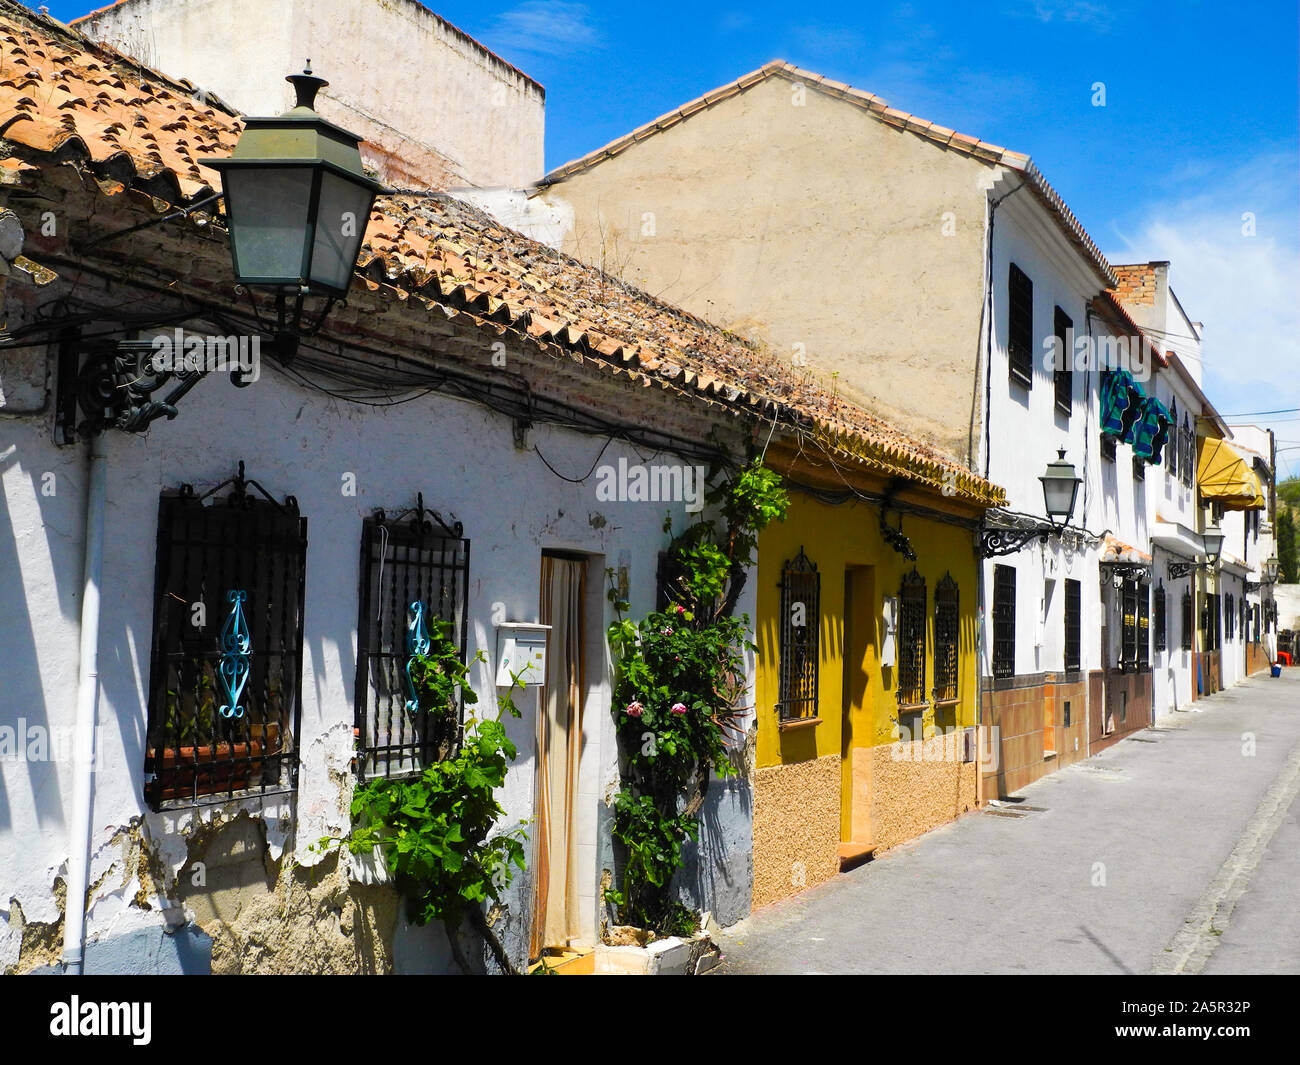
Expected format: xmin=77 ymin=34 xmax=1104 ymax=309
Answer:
xmin=62 ymin=429 xmax=107 ymax=974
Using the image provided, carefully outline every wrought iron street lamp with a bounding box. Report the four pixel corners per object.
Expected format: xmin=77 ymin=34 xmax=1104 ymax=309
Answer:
xmin=1264 ymin=556 xmax=1280 ymax=583
xmin=1040 ymin=448 xmax=1083 ymax=529
xmin=205 ymin=65 xmax=389 ymax=355
xmin=980 ymin=450 xmax=1084 ymax=556
xmin=1168 ymin=522 xmax=1224 ymax=579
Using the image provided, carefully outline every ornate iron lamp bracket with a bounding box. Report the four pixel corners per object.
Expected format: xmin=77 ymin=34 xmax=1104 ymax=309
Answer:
xmin=1168 ymin=560 xmax=1210 ymax=580
xmin=979 ymin=524 xmax=1049 ymax=558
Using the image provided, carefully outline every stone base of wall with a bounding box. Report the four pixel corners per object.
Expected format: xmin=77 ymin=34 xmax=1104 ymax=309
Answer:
xmin=981 ymin=673 xmax=1088 ymax=797
xmin=752 ymin=754 xmax=839 ymax=909
xmin=855 ymin=742 xmax=976 ymax=853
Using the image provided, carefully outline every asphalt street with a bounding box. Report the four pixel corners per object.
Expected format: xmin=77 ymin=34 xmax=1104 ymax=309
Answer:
xmin=718 ymin=669 xmax=1300 ymax=975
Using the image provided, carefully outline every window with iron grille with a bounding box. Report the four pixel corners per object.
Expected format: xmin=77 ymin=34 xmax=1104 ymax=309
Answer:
xmin=655 ymin=550 xmax=687 ymax=612
xmin=1225 ymin=593 xmax=1235 ymax=640
xmin=1120 ymin=579 xmax=1139 ymax=673
xmin=1202 ymin=593 xmax=1221 ymax=652
xmin=1179 ymin=419 xmax=1194 ymax=487
xmin=897 ymin=569 xmax=927 ymax=706
xmin=1064 ymin=578 xmax=1081 ymax=672
xmin=1153 ymin=584 xmax=1167 ymax=652
xmin=1137 ymin=584 xmax=1150 ymax=669
xmin=992 ymin=565 xmax=1017 ymax=678
xmin=1008 ymin=263 xmax=1034 ymax=387
xmin=1181 ymin=589 xmax=1193 ymax=650
xmin=354 ymin=499 xmax=469 ymax=781
xmin=1168 ymin=401 xmax=1179 ymax=479
xmin=1101 ymin=433 xmax=1117 ymax=462
xmin=143 ymin=467 xmax=307 ymax=810
xmin=1132 ymin=454 xmax=1146 ymax=482
xmin=933 ymin=574 xmax=959 ymax=703
xmin=777 ymin=548 xmax=819 ymax=720
xmin=1053 ymin=307 xmax=1072 ymax=415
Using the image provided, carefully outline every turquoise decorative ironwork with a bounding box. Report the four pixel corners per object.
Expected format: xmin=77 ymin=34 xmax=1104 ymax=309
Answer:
xmin=218 ymin=590 xmax=251 ymax=718
xmin=404 ymin=601 xmax=431 ymax=712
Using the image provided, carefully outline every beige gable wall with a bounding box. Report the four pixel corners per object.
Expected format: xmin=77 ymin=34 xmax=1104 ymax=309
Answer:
xmin=539 ymin=73 xmax=993 ymax=464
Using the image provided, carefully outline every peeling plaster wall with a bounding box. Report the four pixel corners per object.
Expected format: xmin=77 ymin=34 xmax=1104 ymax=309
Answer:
xmin=0 ymin=323 xmax=753 ymax=972
xmin=751 ymin=754 xmax=839 ymax=910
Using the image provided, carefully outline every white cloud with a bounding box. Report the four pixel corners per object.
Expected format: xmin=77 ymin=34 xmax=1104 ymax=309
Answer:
xmin=1018 ymin=0 xmax=1115 ymax=30
xmin=486 ymin=1 xmax=600 ymax=58
xmin=1104 ymin=151 xmax=1300 ymax=465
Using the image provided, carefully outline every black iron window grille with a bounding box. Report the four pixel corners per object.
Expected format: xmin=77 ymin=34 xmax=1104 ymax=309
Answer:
xmin=1168 ymin=401 xmax=1179 ymax=480
xmin=1101 ymin=433 xmax=1117 ymax=462
xmin=355 ymin=496 xmax=470 ymax=781
xmin=933 ymin=574 xmax=959 ymax=703
xmin=992 ymin=565 xmax=1017 ymax=679
xmin=1008 ymin=263 xmax=1034 ymax=387
xmin=1054 ymin=306 xmax=1073 ymax=415
xmin=1225 ymin=594 xmax=1235 ymax=640
xmin=143 ymin=464 xmax=307 ymax=810
xmin=1120 ymin=579 xmax=1139 ymax=673
xmin=1181 ymin=589 xmax=1193 ymax=650
xmin=776 ymin=548 xmax=820 ymax=721
xmin=897 ymin=569 xmax=927 ymax=706
xmin=1153 ymin=584 xmax=1167 ymax=652
xmin=1179 ymin=418 xmax=1194 ymax=488
xmin=1064 ymin=578 xmax=1081 ymax=673
xmin=1138 ymin=584 xmax=1150 ymax=670
xmin=1133 ymin=454 xmax=1146 ymax=482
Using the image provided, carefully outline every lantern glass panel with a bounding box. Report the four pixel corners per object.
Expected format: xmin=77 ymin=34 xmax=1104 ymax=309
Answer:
xmin=1042 ymin=476 xmax=1079 ymax=524
xmin=224 ymin=167 xmax=314 ymax=282
xmin=309 ymin=171 xmax=374 ymax=293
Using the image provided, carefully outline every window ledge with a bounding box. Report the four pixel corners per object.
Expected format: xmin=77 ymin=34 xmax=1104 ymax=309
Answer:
xmin=932 ymin=697 xmax=960 ymax=708
xmin=896 ymin=701 xmax=928 ymax=713
xmin=779 ymin=716 xmax=822 ymax=732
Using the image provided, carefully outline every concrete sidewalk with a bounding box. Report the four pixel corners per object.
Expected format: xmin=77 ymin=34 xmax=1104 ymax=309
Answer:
xmin=717 ymin=669 xmax=1300 ymax=974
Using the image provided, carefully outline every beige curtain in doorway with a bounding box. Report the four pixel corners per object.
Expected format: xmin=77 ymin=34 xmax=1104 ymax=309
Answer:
xmin=532 ymin=555 xmax=586 ymax=956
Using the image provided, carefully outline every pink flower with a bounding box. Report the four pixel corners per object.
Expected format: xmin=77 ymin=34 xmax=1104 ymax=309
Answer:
xmin=660 ymin=627 xmax=674 ymax=635
xmin=671 ymin=702 xmax=688 ymax=715
xmin=674 ymin=604 xmax=686 ymax=616
xmin=625 ymin=701 xmax=644 ymax=717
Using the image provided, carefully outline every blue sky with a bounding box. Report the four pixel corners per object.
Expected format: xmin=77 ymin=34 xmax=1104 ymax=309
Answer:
xmin=28 ymin=0 xmax=1300 ymax=476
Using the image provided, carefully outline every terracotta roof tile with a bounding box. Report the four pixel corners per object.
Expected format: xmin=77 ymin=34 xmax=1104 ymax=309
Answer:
xmin=0 ymin=1 xmax=1004 ymax=508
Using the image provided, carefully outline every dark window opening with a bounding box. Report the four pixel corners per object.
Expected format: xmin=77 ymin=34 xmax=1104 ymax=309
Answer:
xmin=1008 ymin=263 xmax=1034 ymax=387
xmin=1054 ymin=306 xmax=1073 ymax=415
xmin=354 ymin=502 xmax=470 ymax=781
xmin=1181 ymin=589 xmax=1194 ymax=651
xmin=992 ymin=565 xmax=1017 ymax=678
xmin=933 ymin=574 xmax=960 ymax=703
xmin=143 ymin=473 xmax=307 ymax=810
xmin=777 ymin=548 xmax=820 ymax=720
xmin=1064 ymin=578 xmax=1081 ymax=673
xmin=897 ymin=569 xmax=927 ymax=707
xmin=1101 ymin=433 xmax=1117 ymax=462
xmin=1153 ymin=584 xmax=1167 ymax=652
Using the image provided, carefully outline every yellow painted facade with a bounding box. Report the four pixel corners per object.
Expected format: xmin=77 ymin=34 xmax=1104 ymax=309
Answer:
xmin=751 ymin=490 xmax=981 ymax=906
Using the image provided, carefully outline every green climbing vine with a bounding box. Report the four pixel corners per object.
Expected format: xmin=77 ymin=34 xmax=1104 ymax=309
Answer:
xmin=604 ymin=459 xmax=789 ymax=933
xmin=319 ymin=618 xmax=528 ymax=975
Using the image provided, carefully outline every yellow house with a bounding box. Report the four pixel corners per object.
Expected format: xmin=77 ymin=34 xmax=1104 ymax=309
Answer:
xmin=752 ymin=437 xmax=998 ymax=908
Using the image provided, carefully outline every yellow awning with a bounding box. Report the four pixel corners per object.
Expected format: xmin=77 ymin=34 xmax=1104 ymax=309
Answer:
xmin=1197 ymin=438 xmax=1265 ymax=510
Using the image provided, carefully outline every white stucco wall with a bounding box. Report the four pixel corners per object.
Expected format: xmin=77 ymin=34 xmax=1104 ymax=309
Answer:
xmin=0 ymin=344 xmax=747 ymax=970
xmin=76 ymin=0 xmax=546 ymax=189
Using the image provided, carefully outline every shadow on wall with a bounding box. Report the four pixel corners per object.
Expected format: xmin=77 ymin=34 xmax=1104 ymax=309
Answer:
xmin=675 ymin=772 xmax=753 ymax=928
xmin=0 ymin=443 xmax=92 ymax=833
